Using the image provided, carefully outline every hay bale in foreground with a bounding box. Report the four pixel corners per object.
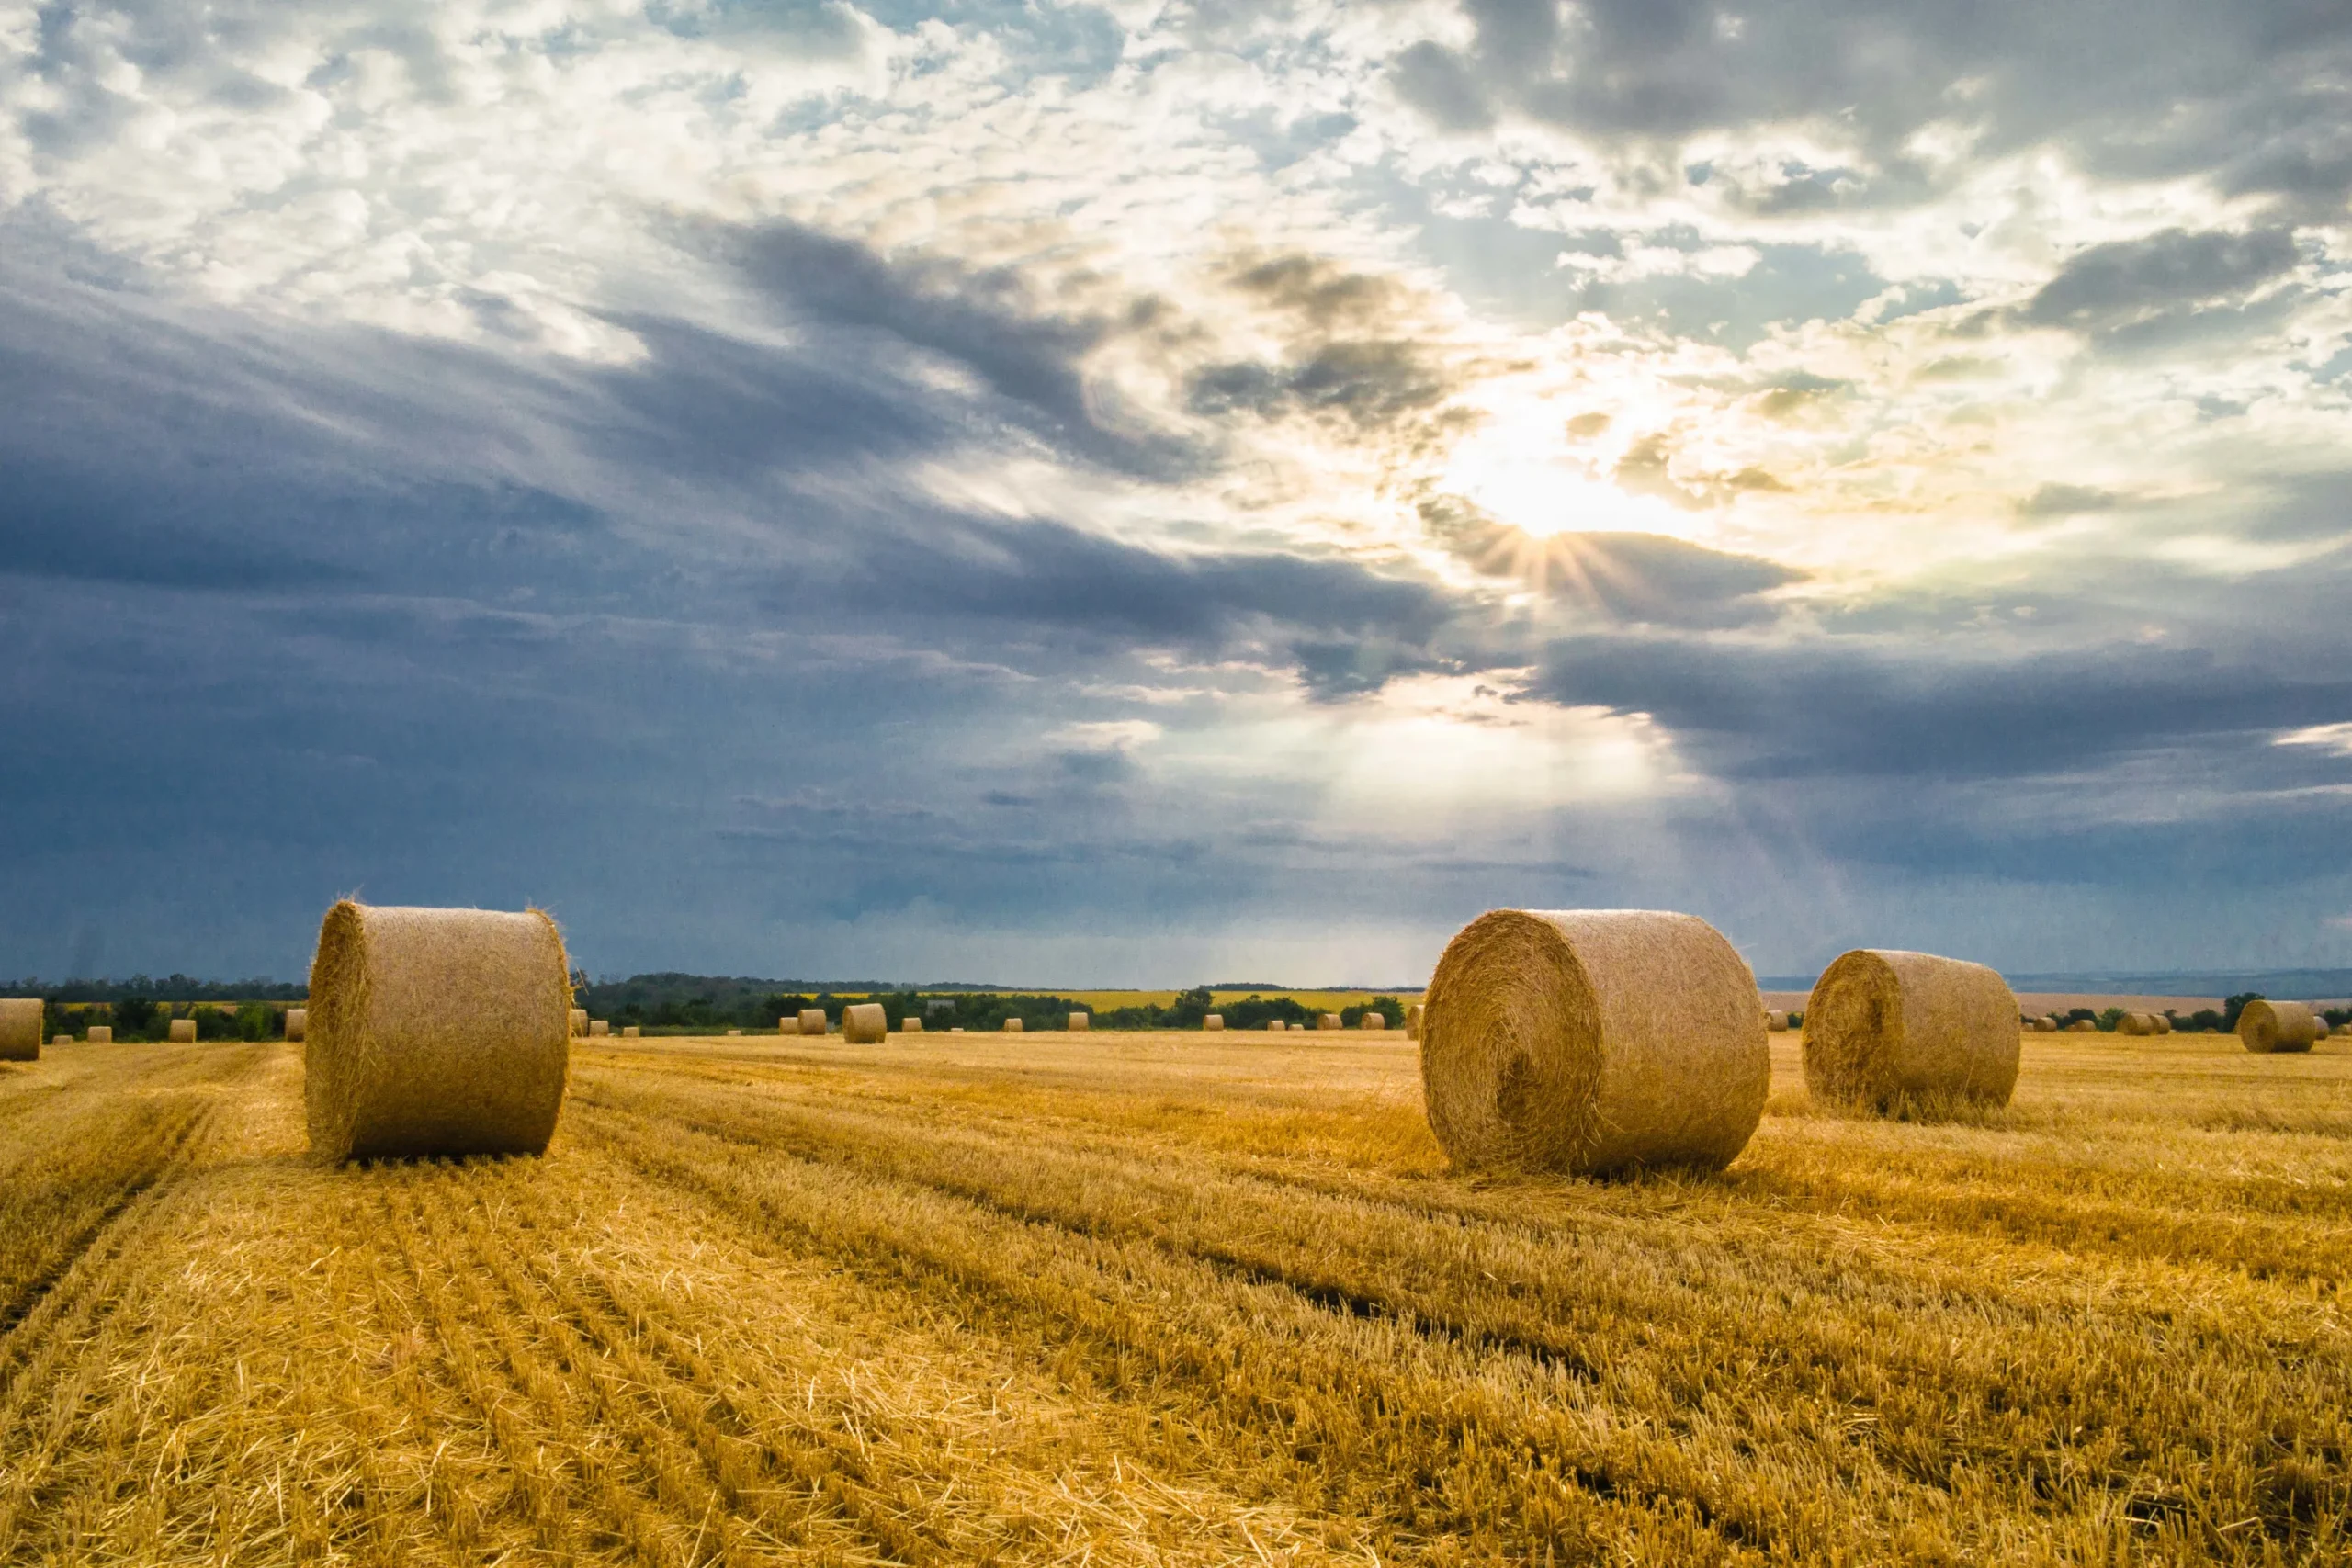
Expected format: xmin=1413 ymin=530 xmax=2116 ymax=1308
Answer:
xmin=287 ymin=1007 xmax=309 ymax=1043
xmin=168 ymin=1018 xmax=197 ymax=1043
xmin=1069 ymin=1012 xmax=1090 ymax=1031
xmin=0 ymin=999 xmax=41 ymax=1061
xmin=2238 ymin=999 xmax=2318 ymax=1055
xmin=569 ymin=1008 xmax=586 ymax=1037
xmin=589 ymin=1020 xmax=609 ymax=1037
xmin=902 ymin=1017 xmax=923 ymax=1033
xmin=842 ymin=1003 xmax=887 ymax=1043
xmin=1003 ymin=1017 xmax=1024 ymax=1032
xmin=1204 ymin=1014 xmax=1224 ymax=1031
xmin=87 ymin=1025 xmax=113 ymax=1044
xmin=305 ymin=900 xmax=572 ymax=1162
xmin=797 ymin=1009 xmax=826 ymax=1035
xmin=1803 ymin=950 xmax=2019 ymax=1111
xmin=1419 ymin=908 xmax=1768 ymax=1176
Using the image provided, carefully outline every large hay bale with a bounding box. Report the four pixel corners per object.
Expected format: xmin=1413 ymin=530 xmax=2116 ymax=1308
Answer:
xmin=1419 ymin=908 xmax=1768 ymax=1175
xmin=842 ymin=1003 xmax=887 ymax=1043
xmin=1069 ymin=1012 xmax=1090 ymax=1032
xmin=86 ymin=1025 xmax=113 ymax=1044
xmin=1803 ymin=950 xmax=2020 ymax=1111
xmin=2238 ymin=999 xmax=2318 ymax=1055
xmin=569 ymin=1008 xmax=586 ymax=1037
xmin=287 ymin=1007 xmax=309 ymax=1043
xmin=797 ymin=1009 xmax=826 ymax=1035
xmin=1003 ymin=1017 xmax=1023 ymax=1032
xmin=589 ymin=1020 xmax=609 ymax=1037
xmin=305 ymin=901 xmax=571 ymax=1162
xmin=0 ymin=999 xmax=41 ymax=1062
xmin=902 ymin=1017 xmax=923 ymax=1033
xmin=1204 ymin=1014 xmax=1224 ymax=1031
xmin=168 ymin=1018 xmax=197 ymax=1043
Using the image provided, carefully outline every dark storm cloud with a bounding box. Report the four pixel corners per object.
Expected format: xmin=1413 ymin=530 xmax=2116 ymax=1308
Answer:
xmin=1388 ymin=0 xmax=2352 ymax=209
xmin=1525 ymin=635 xmax=2352 ymax=780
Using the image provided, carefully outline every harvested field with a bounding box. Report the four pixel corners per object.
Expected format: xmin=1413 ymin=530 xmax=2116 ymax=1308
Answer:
xmin=1 ymin=1029 xmax=2348 ymax=1564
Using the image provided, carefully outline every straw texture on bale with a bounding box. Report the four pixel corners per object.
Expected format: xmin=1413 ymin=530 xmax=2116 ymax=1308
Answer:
xmin=0 ymin=999 xmax=41 ymax=1062
xmin=286 ymin=1007 xmax=308 ymax=1043
xmin=902 ymin=1017 xmax=923 ymax=1033
xmin=797 ymin=1009 xmax=826 ymax=1036
xmin=305 ymin=901 xmax=572 ymax=1163
xmin=1069 ymin=1012 xmax=1090 ymax=1032
xmin=589 ymin=1020 xmax=609 ymax=1037
xmin=1003 ymin=1017 xmax=1023 ymax=1032
xmin=168 ymin=1018 xmax=197 ymax=1043
xmin=87 ymin=1025 xmax=112 ymax=1044
xmin=569 ymin=1008 xmax=586 ymax=1037
xmin=1803 ymin=949 xmax=2019 ymax=1111
xmin=2238 ymin=999 xmax=2318 ymax=1055
xmin=841 ymin=1003 xmax=887 ymax=1043
xmin=1321 ymin=1013 xmax=1342 ymax=1031
xmin=1204 ymin=1014 xmax=1224 ymax=1032
xmin=621 ymin=1025 xmax=640 ymax=1039
xmin=1419 ymin=908 xmax=1768 ymax=1176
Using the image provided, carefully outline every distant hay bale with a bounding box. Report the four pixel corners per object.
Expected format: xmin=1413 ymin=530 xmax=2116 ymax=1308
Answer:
xmin=305 ymin=900 xmax=572 ymax=1163
xmin=0 ymin=999 xmax=41 ymax=1062
xmin=842 ymin=1003 xmax=887 ymax=1043
xmin=51 ymin=1034 xmax=70 ymax=1048
xmin=1069 ymin=1012 xmax=1090 ymax=1032
xmin=2154 ymin=1015 xmax=2173 ymax=1034
xmin=1419 ymin=908 xmax=1768 ymax=1176
xmin=1267 ymin=1020 xmax=1286 ymax=1032
xmin=2116 ymin=1012 xmax=2152 ymax=1036
xmin=950 ymin=1027 xmax=966 ymax=1033
xmin=589 ymin=1020 xmax=609 ymax=1037
xmin=797 ymin=1009 xmax=826 ymax=1036
xmin=1204 ymin=1014 xmax=1224 ymax=1031
xmin=1803 ymin=950 xmax=2019 ymax=1111
xmin=726 ymin=1028 xmax=741 ymax=1036
xmin=1003 ymin=1017 xmax=1024 ymax=1032
xmin=168 ymin=1018 xmax=197 ymax=1043
xmin=2238 ymin=999 xmax=2318 ymax=1055
xmin=621 ymin=1025 xmax=640 ymax=1039
xmin=902 ymin=1017 xmax=923 ymax=1033
xmin=569 ymin=1008 xmax=586 ymax=1037
xmin=1407 ymin=1003 xmax=1423 ymax=1040
xmin=287 ymin=1007 xmax=309 ymax=1043
xmin=1766 ymin=1010 xmax=1791 ymax=1032
xmin=2066 ymin=1020 xmax=2095 ymax=1032
xmin=87 ymin=1025 xmax=114 ymax=1044
xmin=1321 ymin=1013 xmax=1342 ymax=1031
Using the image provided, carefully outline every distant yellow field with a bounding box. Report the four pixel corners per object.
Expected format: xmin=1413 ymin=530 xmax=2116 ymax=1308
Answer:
xmin=1057 ymin=988 xmax=1421 ymax=1011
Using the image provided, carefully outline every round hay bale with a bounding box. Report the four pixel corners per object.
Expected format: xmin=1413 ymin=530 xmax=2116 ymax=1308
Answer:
xmin=902 ymin=1017 xmax=923 ymax=1033
xmin=797 ymin=1009 xmax=826 ymax=1035
xmin=589 ymin=1020 xmax=609 ymax=1037
xmin=2238 ymin=999 xmax=2317 ymax=1055
xmin=569 ymin=1008 xmax=586 ymax=1037
xmin=1419 ymin=908 xmax=1768 ymax=1176
xmin=1320 ymin=1013 xmax=1342 ymax=1031
xmin=51 ymin=1034 xmax=71 ymax=1048
xmin=1267 ymin=1019 xmax=1286 ymax=1032
xmin=2154 ymin=1014 xmax=2173 ymax=1035
xmin=1407 ymin=1003 xmax=1423 ymax=1040
xmin=305 ymin=901 xmax=571 ymax=1162
xmin=1003 ymin=1017 xmax=1024 ymax=1032
xmin=621 ymin=1024 xmax=641 ymax=1039
xmin=1069 ymin=1012 xmax=1090 ymax=1032
xmin=1358 ymin=1010 xmax=1385 ymax=1030
xmin=0 ymin=999 xmax=42 ymax=1062
xmin=86 ymin=1025 xmax=113 ymax=1044
xmin=950 ymin=1026 xmax=965 ymax=1033
xmin=1766 ymin=1010 xmax=1791 ymax=1032
xmin=2115 ymin=1012 xmax=2149 ymax=1037
xmin=287 ymin=1007 xmax=309 ymax=1043
xmin=2066 ymin=1019 xmax=2095 ymax=1032
xmin=1204 ymin=1014 xmax=1224 ymax=1032
xmin=726 ymin=1028 xmax=741 ymax=1036
xmin=1803 ymin=950 xmax=2019 ymax=1111
xmin=842 ymin=1003 xmax=887 ymax=1043
xmin=168 ymin=1018 xmax=197 ymax=1043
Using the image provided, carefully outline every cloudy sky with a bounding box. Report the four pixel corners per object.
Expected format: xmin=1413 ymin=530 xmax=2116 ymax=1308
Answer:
xmin=4 ymin=0 xmax=2350 ymax=986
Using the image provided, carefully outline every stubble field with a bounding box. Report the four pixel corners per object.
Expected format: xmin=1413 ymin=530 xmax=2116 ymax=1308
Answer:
xmin=1 ymin=1026 xmax=2347 ymax=1566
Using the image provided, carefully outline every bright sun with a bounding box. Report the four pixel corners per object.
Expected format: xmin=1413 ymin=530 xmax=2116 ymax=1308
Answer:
xmin=1437 ymin=424 xmax=1713 ymax=547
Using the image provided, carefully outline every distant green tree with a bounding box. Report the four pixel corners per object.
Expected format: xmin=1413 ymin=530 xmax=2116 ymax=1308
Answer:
xmin=2096 ymin=1006 xmax=2127 ymax=1032
xmin=2222 ymin=993 xmax=2263 ymax=1032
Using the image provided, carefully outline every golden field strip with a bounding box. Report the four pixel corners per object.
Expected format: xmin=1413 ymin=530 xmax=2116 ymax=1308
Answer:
xmin=1 ymin=1029 xmax=2347 ymax=1564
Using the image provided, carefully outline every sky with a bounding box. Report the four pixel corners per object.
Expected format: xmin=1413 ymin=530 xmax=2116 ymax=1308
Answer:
xmin=4 ymin=0 xmax=2350 ymax=987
